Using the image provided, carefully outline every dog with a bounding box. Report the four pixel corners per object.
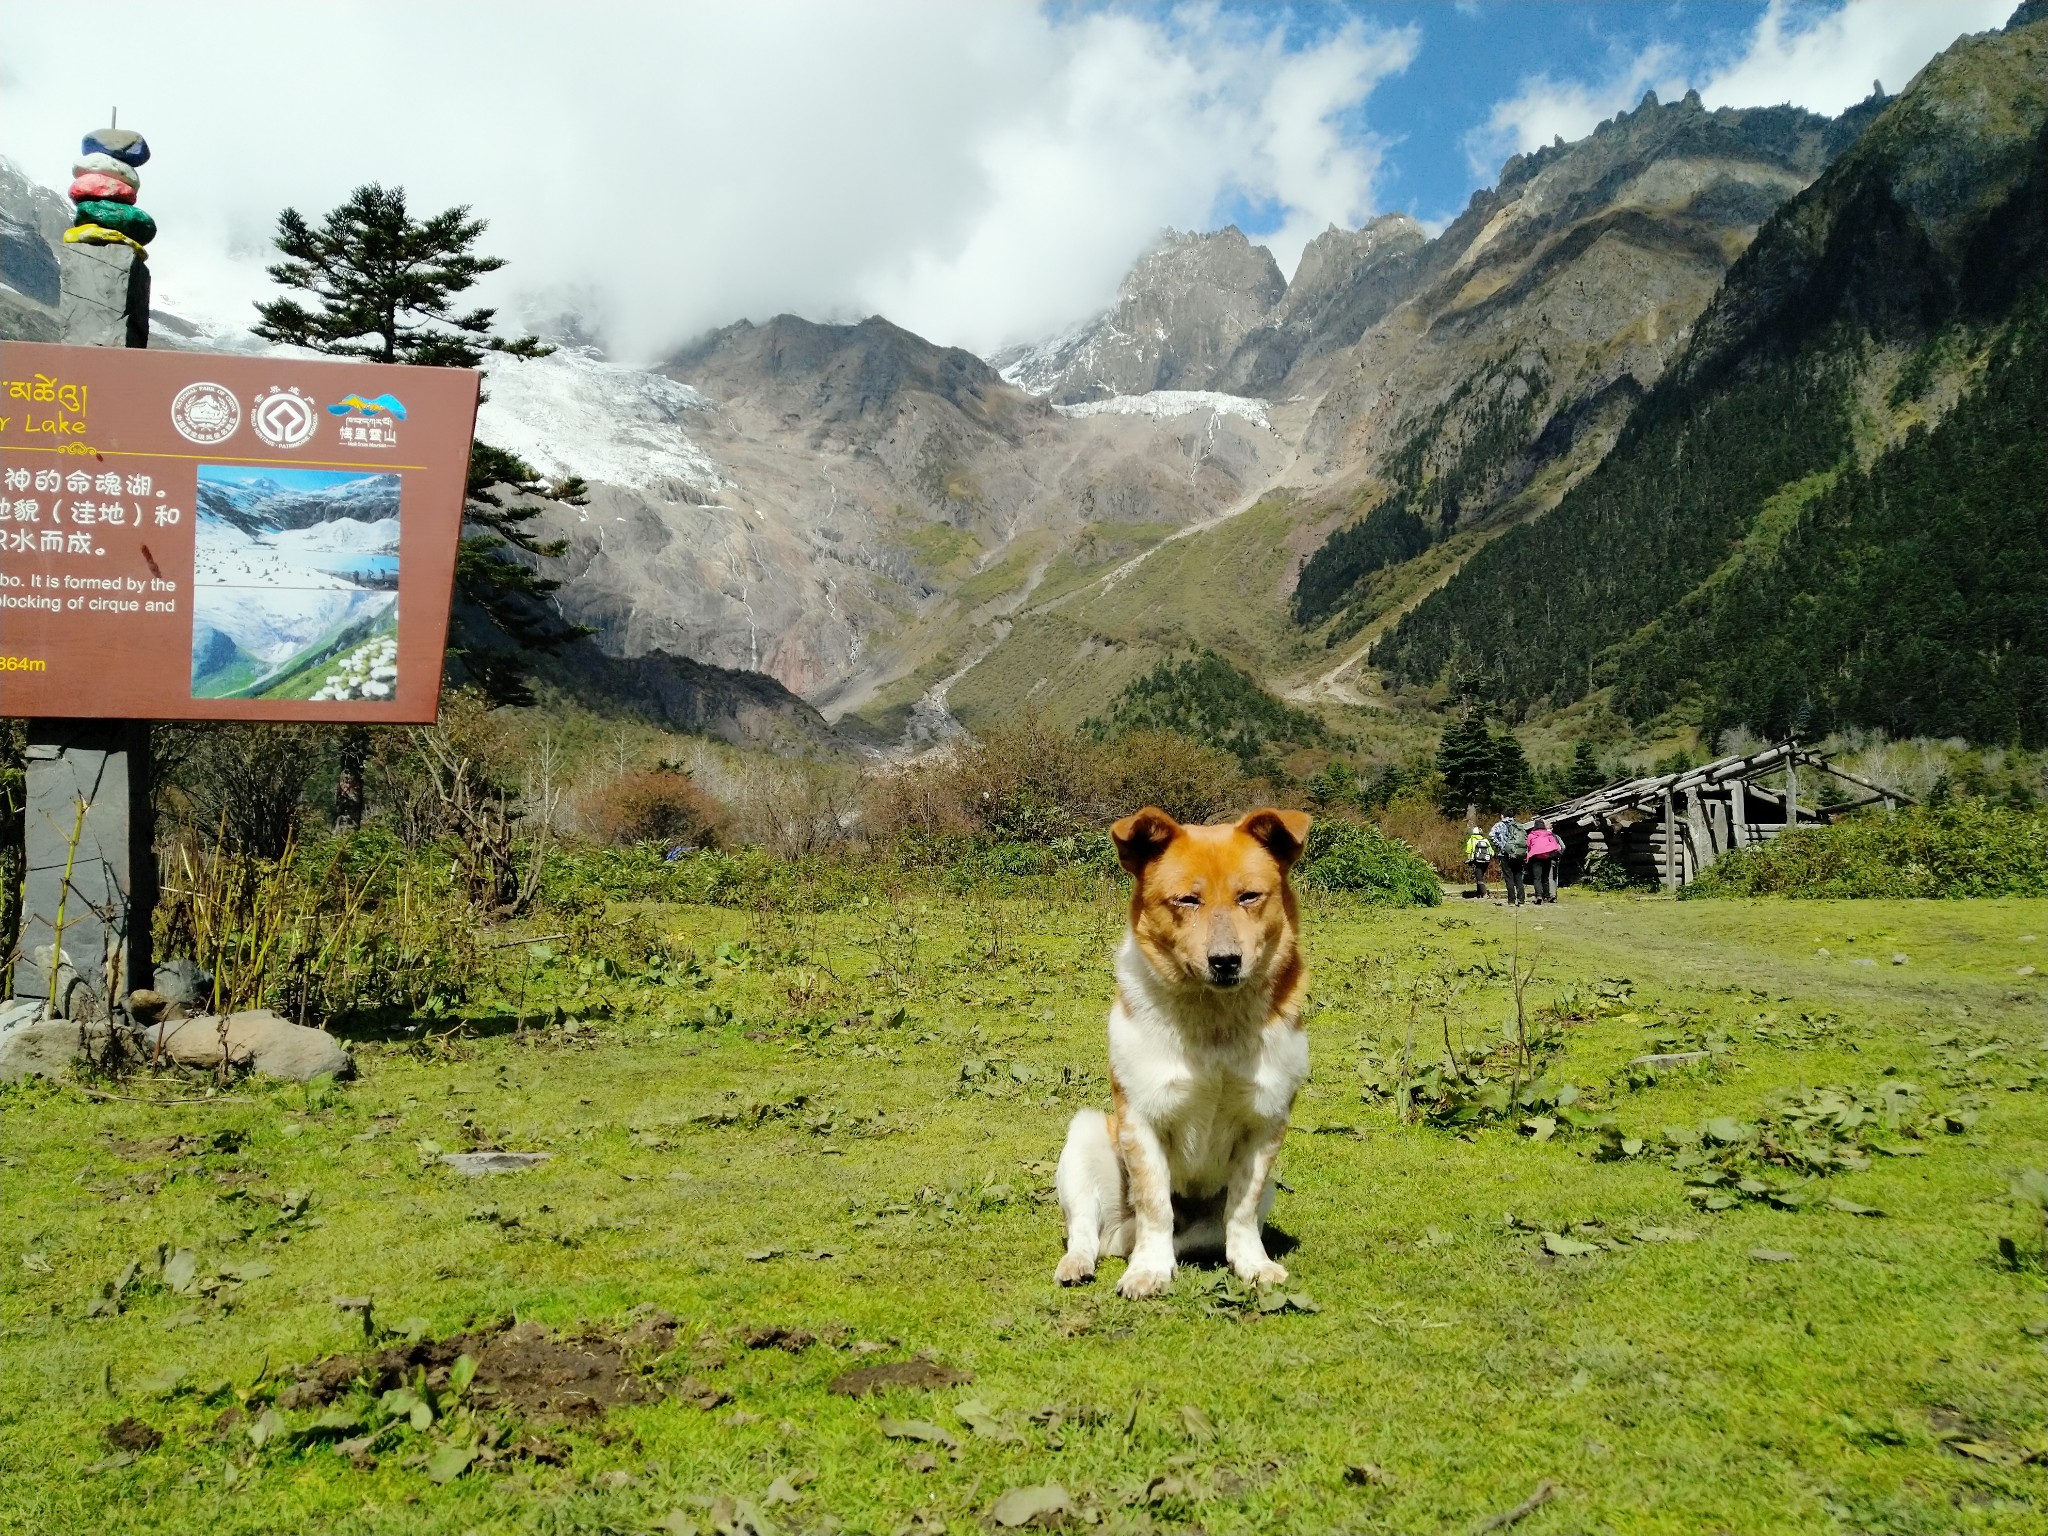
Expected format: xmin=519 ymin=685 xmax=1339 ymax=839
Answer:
xmin=1054 ymin=805 xmax=1312 ymax=1298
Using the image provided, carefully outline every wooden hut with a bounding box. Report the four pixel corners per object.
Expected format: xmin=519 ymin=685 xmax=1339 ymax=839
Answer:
xmin=1537 ymin=741 xmax=1910 ymax=891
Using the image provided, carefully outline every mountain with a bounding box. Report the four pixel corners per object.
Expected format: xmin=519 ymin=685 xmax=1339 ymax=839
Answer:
xmin=956 ymin=81 xmax=1894 ymax=731
xmin=992 ymin=227 xmax=1286 ymax=404
xmin=1371 ymin=4 xmax=2048 ymax=743
xmin=509 ymin=312 xmax=1291 ymax=740
xmin=1208 ymin=215 xmax=1428 ymax=397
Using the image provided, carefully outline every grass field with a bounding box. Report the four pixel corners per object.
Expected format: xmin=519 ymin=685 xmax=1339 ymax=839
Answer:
xmin=3 ymin=889 xmax=2043 ymax=1535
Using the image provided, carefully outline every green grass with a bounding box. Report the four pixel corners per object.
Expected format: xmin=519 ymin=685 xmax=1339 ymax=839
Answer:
xmin=4 ymin=891 xmax=2044 ymax=1534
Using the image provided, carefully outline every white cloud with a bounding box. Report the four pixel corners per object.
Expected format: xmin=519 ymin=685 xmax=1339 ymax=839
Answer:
xmin=1697 ymin=0 xmax=2015 ymax=116
xmin=1466 ymin=0 xmax=2015 ymax=183
xmin=0 ymin=3 xmax=1413 ymax=362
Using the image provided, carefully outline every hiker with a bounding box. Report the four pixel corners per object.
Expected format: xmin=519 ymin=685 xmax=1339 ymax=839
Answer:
xmin=1463 ymin=825 xmax=1494 ymax=898
xmin=1491 ymin=810 xmax=1530 ymax=906
xmin=1527 ymin=817 xmax=1563 ymax=904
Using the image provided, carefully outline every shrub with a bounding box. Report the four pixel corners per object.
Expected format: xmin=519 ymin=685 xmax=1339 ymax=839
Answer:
xmin=1296 ymin=818 xmax=1443 ymax=906
xmin=579 ymin=768 xmax=725 ymax=848
xmin=1685 ymin=802 xmax=2048 ymax=899
xmin=1374 ymin=794 xmax=1466 ymax=878
xmin=862 ymin=719 xmax=1251 ymax=848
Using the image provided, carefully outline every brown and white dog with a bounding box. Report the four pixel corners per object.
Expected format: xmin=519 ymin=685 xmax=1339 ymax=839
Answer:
xmin=1055 ymin=805 xmax=1312 ymax=1298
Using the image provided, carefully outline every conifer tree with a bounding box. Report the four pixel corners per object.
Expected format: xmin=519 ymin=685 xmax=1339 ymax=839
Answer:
xmin=254 ymin=184 xmax=586 ymax=823
xmin=1435 ymin=707 xmax=1498 ymax=818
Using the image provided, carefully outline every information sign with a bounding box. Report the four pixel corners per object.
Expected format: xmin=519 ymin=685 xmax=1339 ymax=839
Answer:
xmin=0 ymin=342 xmax=478 ymax=721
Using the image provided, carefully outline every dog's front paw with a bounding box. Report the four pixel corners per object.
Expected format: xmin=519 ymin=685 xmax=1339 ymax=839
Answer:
xmin=1054 ymin=1252 xmax=1096 ymax=1285
xmin=1116 ymin=1263 xmax=1174 ymax=1300
xmin=1234 ymin=1256 xmax=1288 ymax=1287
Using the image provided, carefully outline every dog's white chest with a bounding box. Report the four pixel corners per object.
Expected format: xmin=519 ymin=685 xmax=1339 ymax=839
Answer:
xmin=1109 ymin=941 xmax=1309 ymax=1198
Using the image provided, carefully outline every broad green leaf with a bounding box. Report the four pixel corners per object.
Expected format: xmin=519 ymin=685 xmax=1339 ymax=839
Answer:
xmin=1632 ymin=1227 xmax=1699 ymax=1243
xmin=1542 ymin=1233 xmax=1598 ymax=1257
xmin=448 ymin=1353 xmax=477 ymax=1397
xmin=1827 ymin=1197 xmax=1886 ymax=1216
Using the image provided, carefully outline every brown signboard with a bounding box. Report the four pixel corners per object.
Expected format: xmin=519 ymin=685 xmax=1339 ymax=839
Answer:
xmin=0 ymin=341 xmax=478 ymax=722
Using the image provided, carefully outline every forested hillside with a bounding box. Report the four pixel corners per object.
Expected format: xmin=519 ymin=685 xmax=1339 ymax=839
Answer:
xmin=1371 ymin=10 xmax=2048 ymax=741
xmin=1617 ymin=305 xmax=2047 ymax=745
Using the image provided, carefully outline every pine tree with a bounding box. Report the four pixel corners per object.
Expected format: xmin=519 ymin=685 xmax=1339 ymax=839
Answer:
xmin=1564 ymin=739 xmax=1606 ymax=798
xmin=254 ymin=184 xmax=584 ymax=823
xmin=1490 ymin=728 xmax=1535 ymax=812
xmin=1435 ymin=707 xmax=1498 ymax=819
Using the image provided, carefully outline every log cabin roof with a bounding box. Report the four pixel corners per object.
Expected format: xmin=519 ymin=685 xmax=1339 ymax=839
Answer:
xmin=1538 ymin=740 xmax=1911 ymax=827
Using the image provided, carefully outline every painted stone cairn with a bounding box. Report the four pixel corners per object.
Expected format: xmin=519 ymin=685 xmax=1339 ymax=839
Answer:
xmin=65 ymin=124 xmax=156 ymax=254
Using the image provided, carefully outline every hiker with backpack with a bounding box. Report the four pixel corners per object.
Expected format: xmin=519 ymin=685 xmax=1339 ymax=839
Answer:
xmin=1527 ymin=817 xmax=1563 ymax=904
xmin=1490 ymin=811 xmax=1530 ymax=906
xmin=1463 ymin=825 xmax=1494 ymax=899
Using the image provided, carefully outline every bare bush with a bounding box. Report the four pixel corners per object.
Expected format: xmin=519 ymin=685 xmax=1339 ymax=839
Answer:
xmin=1375 ymin=792 xmax=1466 ymax=878
xmin=158 ymin=723 xmax=325 ymax=859
xmin=862 ymin=718 xmax=1253 ymax=847
xmin=734 ymin=756 xmax=860 ymax=858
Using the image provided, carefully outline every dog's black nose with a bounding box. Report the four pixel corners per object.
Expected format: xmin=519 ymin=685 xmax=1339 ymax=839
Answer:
xmin=1208 ymin=953 xmax=1242 ymax=985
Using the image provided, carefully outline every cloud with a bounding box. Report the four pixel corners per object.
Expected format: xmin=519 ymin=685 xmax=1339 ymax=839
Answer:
xmin=1697 ymin=0 xmax=2015 ymax=116
xmin=1466 ymin=0 xmax=2015 ymax=183
xmin=0 ymin=3 xmax=1413 ymax=362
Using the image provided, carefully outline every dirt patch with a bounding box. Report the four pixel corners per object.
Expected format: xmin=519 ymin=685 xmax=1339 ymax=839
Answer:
xmin=104 ymin=1417 xmax=162 ymax=1453
xmin=278 ymin=1312 xmax=682 ymax=1425
xmin=741 ymin=1326 xmax=815 ymax=1353
xmin=828 ymin=1357 xmax=974 ymax=1396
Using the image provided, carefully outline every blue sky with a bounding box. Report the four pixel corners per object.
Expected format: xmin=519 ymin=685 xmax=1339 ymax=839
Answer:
xmin=0 ymin=0 xmax=2020 ymax=356
xmin=1202 ymin=0 xmax=2015 ymax=235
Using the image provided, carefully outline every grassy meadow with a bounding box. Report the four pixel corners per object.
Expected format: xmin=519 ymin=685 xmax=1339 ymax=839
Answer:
xmin=3 ymin=886 xmax=2044 ymax=1535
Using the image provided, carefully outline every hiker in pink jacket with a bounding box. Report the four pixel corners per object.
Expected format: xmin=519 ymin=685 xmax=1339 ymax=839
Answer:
xmin=1526 ymin=819 xmax=1564 ymax=904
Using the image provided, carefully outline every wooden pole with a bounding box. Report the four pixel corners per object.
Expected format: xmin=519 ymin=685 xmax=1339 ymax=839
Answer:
xmin=1785 ymin=755 xmax=1799 ymax=827
xmin=1731 ymin=777 xmax=1748 ymax=847
xmin=1662 ymin=788 xmax=1677 ymax=891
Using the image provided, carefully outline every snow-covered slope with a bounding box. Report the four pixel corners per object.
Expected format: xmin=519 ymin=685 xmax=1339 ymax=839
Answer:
xmin=477 ymin=347 xmax=728 ymax=498
xmin=1053 ymin=390 xmax=1274 ymax=431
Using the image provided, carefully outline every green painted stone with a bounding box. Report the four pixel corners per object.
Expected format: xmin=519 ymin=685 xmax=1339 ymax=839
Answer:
xmin=71 ymin=200 xmax=156 ymax=244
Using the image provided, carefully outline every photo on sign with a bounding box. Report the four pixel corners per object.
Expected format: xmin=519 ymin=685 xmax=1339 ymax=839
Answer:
xmin=189 ymin=464 xmax=401 ymax=702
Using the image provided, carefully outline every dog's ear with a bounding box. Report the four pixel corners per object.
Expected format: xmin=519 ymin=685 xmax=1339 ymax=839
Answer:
xmin=1110 ymin=806 xmax=1181 ymax=877
xmin=1237 ymin=808 xmax=1312 ymax=873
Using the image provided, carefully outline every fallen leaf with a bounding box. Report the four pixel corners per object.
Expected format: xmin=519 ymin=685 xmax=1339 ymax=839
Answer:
xmin=956 ymin=1399 xmax=1024 ymax=1443
xmin=84 ymin=1452 xmax=135 ymax=1476
xmin=247 ymin=1406 xmax=287 ymax=1448
xmin=425 ymin=1442 xmax=476 ymax=1484
xmin=762 ymin=1470 xmax=813 ymax=1504
xmin=1748 ymin=1248 xmax=1798 ymax=1264
xmin=1542 ymin=1233 xmax=1599 ymax=1257
xmin=1631 ymin=1227 xmax=1699 ymax=1243
xmin=990 ymin=1482 xmax=1073 ymax=1528
xmin=1826 ymin=1197 xmax=1886 ymax=1217
xmin=1344 ymin=1461 xmax=1391 ymax=1486
xmin=743 ymin=1249 xmax=784 ymax=1263
xmin=879 ymin=1416 xmax=959 ymax=1451
xmin=160 ymin=1249 xmax=199 ymax=1296
xmin=1179 ymin=1403 xmax=1217 ymax=1444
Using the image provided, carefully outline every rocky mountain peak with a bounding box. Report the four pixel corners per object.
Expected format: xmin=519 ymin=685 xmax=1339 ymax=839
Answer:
xmin=992 ymin=225 xmax=1284 ymax=404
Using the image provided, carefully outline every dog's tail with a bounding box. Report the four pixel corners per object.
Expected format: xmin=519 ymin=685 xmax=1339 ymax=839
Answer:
xmin=1054 ymin=1109 xmax=1121 ymax=1277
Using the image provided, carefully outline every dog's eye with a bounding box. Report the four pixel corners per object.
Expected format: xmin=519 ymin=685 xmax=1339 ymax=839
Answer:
xmin=1237 ymin=891 xmax=1265 ymax=907
xmin=1171 ymin=893 xmax=1201 ymax=910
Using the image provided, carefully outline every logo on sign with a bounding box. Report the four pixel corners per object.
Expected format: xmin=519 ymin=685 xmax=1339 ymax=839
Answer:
xmin=251 ymin=385 xmax=318 ymax=449
xmin=328 ymin=392 xmax=404 ymax=448
xmin=169 ymin=381 xmax=240 ymax=444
